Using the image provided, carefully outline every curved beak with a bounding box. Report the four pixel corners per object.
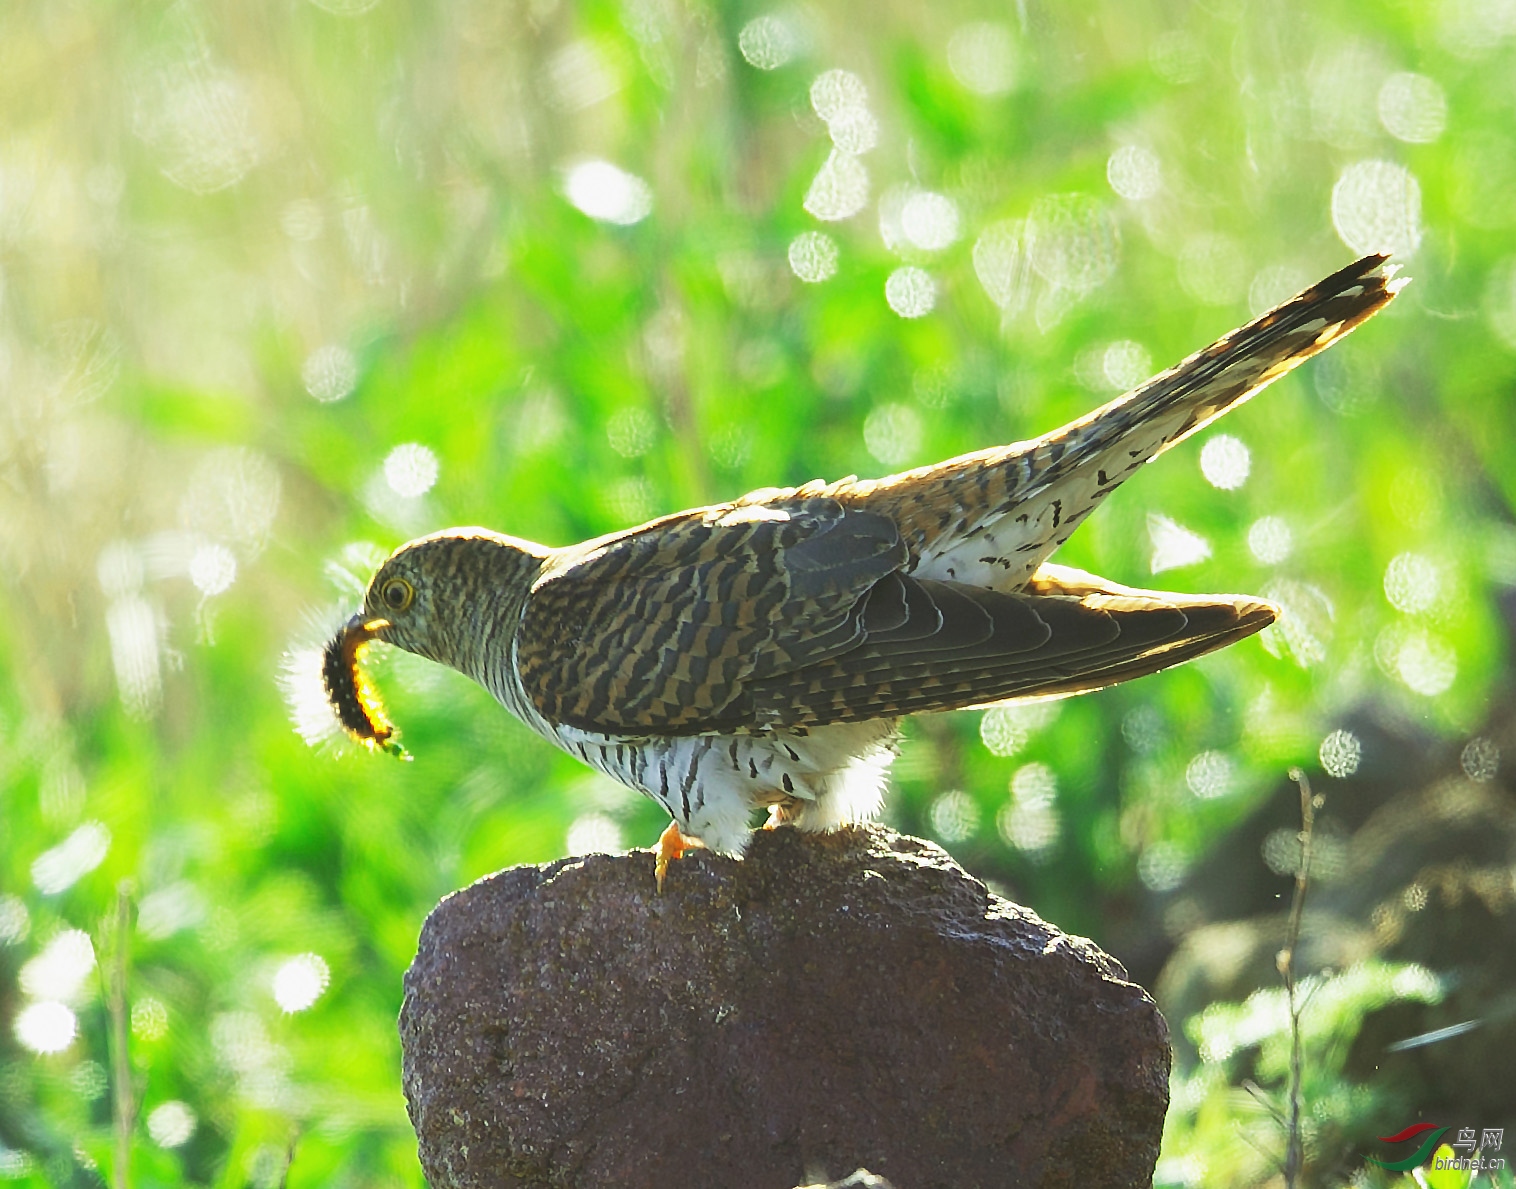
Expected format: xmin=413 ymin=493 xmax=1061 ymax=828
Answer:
xmin=353 ymin=613 xmax=391 ymax=641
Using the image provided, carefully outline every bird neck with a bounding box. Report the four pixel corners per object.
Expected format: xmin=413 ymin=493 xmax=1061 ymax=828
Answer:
xmin=421 ymin=532 xmax=548 ymax=694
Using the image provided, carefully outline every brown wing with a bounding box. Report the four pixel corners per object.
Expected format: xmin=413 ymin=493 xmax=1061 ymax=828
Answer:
xmin=516 ymin=496 xmax=908 ymax=734
xmin=517 ymin=479 xmax=1275 ymax=733
xmin=742 ymin=563 xmax=1275 ymax=726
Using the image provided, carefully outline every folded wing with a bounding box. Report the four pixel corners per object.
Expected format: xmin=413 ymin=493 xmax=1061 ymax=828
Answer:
xmin=517 ymin=477 xmax=1276 ymax=735
xmin=743 ymin=562 xmax=1276 ymax=725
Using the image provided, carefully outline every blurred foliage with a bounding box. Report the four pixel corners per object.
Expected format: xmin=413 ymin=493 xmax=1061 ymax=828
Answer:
xmin=2 ymin=0 xmax=1516 ymax=1185
xmin=1162 ymin=961 xmax=1446 ymax=1187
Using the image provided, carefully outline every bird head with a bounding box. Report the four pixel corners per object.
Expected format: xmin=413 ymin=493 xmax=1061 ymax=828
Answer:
xmin=358 ymin=530 xmax=549 ymax=665
xmin=320 ymin=529 xmax=550 ymax=756
xmin=356 ymin=541 xmax=446 ymax=663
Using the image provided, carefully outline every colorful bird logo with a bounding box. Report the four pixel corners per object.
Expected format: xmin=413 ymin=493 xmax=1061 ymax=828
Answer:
xmin=1369 ymin=1123 xmax=1449 ymax=1172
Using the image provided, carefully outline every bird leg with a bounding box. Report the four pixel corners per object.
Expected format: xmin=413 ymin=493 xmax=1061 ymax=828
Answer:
xmin=763 ymin=796 xmax=801 ymax=829
xmin=653 ymin=819 xmax=703 ymax=893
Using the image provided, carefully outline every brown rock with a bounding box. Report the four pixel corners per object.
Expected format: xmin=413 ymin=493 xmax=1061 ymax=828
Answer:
xmin=400 ymin=826 xmax=1169 ymax=1189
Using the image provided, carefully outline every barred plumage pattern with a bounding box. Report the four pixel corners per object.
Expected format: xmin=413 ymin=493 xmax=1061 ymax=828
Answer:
xmin=329 ymin=253 xmax=1403 ymax=861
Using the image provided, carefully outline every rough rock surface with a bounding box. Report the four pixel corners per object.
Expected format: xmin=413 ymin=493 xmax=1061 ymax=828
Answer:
xmin=400 ymin=826 xmax=1169 ymax=1189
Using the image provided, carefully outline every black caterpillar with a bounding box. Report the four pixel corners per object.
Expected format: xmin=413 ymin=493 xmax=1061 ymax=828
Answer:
xmin=321 ymin=614 xmax=406 ymax=757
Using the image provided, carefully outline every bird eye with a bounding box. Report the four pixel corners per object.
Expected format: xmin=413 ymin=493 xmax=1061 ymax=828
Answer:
xmin=380 ymin=577 xmax=414 ymax=612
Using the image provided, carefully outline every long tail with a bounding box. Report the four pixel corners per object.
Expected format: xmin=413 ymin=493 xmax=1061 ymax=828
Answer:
xmin=842 ymin=253 xmax=1405 ymax=591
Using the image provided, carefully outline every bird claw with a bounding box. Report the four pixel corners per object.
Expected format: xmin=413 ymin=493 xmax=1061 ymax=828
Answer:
xmin=653 ymin=820 xmax=703 ymax=893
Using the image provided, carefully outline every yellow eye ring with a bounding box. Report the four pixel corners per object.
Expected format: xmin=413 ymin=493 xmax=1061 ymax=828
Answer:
xmin=380 ymin=576 xmax=414 ymax=612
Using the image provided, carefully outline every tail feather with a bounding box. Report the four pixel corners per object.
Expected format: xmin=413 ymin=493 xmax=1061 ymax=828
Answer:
xmin=840 ymin=253 xmax=1404 ymax=592
xmin=1058 ymin=252 xmax=1403 ymax=467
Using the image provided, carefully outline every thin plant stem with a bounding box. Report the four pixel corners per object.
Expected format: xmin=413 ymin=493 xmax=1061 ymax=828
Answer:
xmin=108 ymin=883 xmax=134 ymax=1189
xmin=1278 ymin=768 xmax=1319 ymax=1189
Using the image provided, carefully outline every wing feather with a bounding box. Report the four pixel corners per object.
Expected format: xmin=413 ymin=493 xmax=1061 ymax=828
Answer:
xmin=517 ymin=497 xmax=908 ymax=733
xmin=747 ymin=570 xmax=1274 ymax=724
xmin=518 ymin=487 xmax=1276 ymax=734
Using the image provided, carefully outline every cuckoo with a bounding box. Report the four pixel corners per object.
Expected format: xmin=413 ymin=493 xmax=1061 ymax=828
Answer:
xmin=318 ymin=253 xmax=1403 ymax=888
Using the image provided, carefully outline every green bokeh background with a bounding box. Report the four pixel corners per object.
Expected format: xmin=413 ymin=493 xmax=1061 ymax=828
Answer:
xmin=3 ymin=0 xmax=1515 ymax=1185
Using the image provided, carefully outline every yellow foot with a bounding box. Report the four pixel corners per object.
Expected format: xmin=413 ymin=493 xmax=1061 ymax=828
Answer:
xmin=653 ymin=820 xmax=704 ymax=893
xmin=763 ymin=797 xmax=799 ymax=830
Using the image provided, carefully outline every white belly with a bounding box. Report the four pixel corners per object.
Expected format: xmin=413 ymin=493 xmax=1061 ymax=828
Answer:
xmin=546 ymin=718 xmax=901 ymax=855
xmin=490 ymin=629 xmax=900 ymax=854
